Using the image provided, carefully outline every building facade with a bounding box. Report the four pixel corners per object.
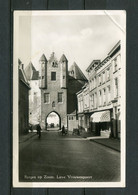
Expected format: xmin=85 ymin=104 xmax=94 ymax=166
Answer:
xmin=25 ymin=52 xmax=87 ymax=131
xmin=25 ymin=62 xmax=41 ymax=125
xmin=19 ymin=59 xmax=30 ymax=135
xmin=77 ymin=41 xmax=121 ymax=138
xmin=39 ymin=52 xmax=68 ymax=129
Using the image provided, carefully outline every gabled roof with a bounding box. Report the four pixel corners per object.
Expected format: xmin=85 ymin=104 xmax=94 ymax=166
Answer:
xmin=19 ymin=61 xmax=30 ymax=88
xmin=40 ymin=54 xmax=47 ymax=61
xmin=60 ymin=54 xmax=68 ymax=62
xmin=19 ymin=69 xmax=30 ymax=88
xmin=25 ymin=62 xmax=38 ymax=80
xmin=31 ymin=71 xmax=39 ymax=80
xmin=19 ymin=69 xmax=26 ymax=83
xmin=69 ymin=62 xmax=87 ymax=81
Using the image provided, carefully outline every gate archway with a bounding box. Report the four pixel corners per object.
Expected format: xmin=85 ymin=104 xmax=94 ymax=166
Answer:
xmin=46 ymin=111 xmax=61 ymax=130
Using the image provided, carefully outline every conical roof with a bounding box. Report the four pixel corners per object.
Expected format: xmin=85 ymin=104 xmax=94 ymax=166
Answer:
xmin=25 ymin=62 xmax=37 ymax=80
xmin=40 ymin=54 xmax=47 ymax=61
xmin=69 ymin=62 xmax=87 ymax=81
xmin=60 ymin=54 xmax=68 ymax=62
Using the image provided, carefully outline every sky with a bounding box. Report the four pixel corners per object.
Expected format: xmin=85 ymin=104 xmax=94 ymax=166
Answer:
xmin=17 ymin=11 xmax=125 ymax=77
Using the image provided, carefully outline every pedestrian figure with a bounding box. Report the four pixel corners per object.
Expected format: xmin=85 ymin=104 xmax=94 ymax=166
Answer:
xmin=62 ymin=125 xmax=65 ymax=136
xmin=36 ymin=123 xmax=41 ymax=139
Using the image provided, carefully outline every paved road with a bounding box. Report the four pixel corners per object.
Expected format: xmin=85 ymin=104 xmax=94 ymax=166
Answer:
xmin=19 ymin=132 xmax=120 ymax=182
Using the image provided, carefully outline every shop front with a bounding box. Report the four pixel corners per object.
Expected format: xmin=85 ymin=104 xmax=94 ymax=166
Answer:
xmin=90 ymin=110 xmax=111 ymax=137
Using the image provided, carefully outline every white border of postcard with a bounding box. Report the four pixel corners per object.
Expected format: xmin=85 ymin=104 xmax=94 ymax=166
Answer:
xmin=13 ymin=10 xmax=126 ymax=188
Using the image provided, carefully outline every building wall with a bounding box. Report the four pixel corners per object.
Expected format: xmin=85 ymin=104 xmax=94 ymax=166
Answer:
xmin=40 ymin=58 xmax=68 ymax=129
xmin=67 ymin=79 xmax=86 ymax=114
xmin=77 ymin=41 xmax=121 ymax=138
xmin=68 ymin=115 xmax=78 ymax=131
xmin=19 ymin=81 xmax=29 ymax=135
xmin=110 ymin=52 xmax=121 ymax=138
xmin=29 ymin=80 xmax=41 ymax=124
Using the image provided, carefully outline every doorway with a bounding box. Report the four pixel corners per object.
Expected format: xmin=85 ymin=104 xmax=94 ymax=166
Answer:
xmin=46 ymin=111 xmax=61 ymax=131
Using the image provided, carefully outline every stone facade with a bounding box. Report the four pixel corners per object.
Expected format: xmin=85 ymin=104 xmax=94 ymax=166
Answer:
xmin=77 ymin=41 xmax=121 ymax=138
xmin=40 ymin=53 xmax=68 ymax=129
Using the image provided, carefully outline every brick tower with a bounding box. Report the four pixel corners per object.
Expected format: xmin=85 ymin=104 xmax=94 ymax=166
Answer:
xmin=39 ymin=52 xmax=68 ymax=130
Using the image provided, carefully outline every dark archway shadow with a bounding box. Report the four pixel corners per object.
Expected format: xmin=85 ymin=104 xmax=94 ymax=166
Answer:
xmin=45 ymin=111 xmax=61 ymax=131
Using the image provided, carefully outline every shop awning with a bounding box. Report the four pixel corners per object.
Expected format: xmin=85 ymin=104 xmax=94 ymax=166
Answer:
xmin=90 ymin=111 xmax=110 ymax=122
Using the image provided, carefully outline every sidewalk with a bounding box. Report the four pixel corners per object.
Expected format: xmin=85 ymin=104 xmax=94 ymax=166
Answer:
xmin=19 ymin=132 xmax=37 ymax=143
xmin=78 ymin=130 xmax=120 ymax=152
xmin=90 ymin=138 xmax=120 ymax=152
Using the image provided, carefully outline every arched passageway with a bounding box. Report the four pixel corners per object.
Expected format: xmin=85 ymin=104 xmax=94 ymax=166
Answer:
xmin=46 ymin=112 xmax=61 ymax=130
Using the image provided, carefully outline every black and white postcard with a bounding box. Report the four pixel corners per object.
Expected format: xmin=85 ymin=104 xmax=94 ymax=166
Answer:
xmin=13 ymin=10 xmax=126 ymax=188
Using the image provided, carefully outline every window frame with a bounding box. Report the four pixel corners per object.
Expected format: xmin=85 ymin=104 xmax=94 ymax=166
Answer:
xmin=58 ymin=92 xmax=63 ymax=103
xmin=44 ymin=93 xmax=50 ymax=104
xmin=51 ymin=72 xmax=56 ymax=81
xmin=107 ymin=68 xmax=110 ymax=80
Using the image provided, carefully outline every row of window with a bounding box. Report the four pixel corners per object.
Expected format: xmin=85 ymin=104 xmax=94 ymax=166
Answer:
xmin=89 ymin=55 xmax=120 ymax=91
xmin=78 ymin=86 xmax=111 ymax=112
xmin=78 ymin=77 xmax=119 ymax=112
xmin=89 ymin=87 xmax=111 ymax=109
xmin=44 ymin=92 xmax=63 ymax=103
xmin=40 ymin=72 xmax=57 ymax=81
xmin=41 ymin=72 xmax=65 ymax=81
xmin=98 ymin=86 xmax=111 ymax=106
xmin=89 ymin=68 xmax=110 ymax=91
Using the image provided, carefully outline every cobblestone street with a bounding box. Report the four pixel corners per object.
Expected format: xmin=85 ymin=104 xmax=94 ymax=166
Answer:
xmin=19 ymin=131 xmax=120 ymax=182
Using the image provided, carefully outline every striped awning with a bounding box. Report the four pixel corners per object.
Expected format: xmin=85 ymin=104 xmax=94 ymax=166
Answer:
xmin=90 ymin=111 xmax=110 ymax=122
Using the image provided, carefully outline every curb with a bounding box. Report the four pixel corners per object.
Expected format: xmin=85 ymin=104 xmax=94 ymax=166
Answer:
xmin=90 ymin=139 xmax=120 ymax=152
xmin=19 ymin=133 xmax=37 ymax=143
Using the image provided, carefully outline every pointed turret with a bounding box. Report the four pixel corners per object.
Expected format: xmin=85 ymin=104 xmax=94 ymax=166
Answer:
xmin=39 ymin=54 xmax=47 ymax=89
xmin=25 ymin=61 xmax=37 ymax=80
xmin=60 ymin=54 xmax=68 ymax=89
xmin=60 ymin=54 xmax=68 ymax=63
xmin=39 ymin=54 xmax=47 ymax=62
xmin=69 ymin=62 xmax=87 ymax=81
